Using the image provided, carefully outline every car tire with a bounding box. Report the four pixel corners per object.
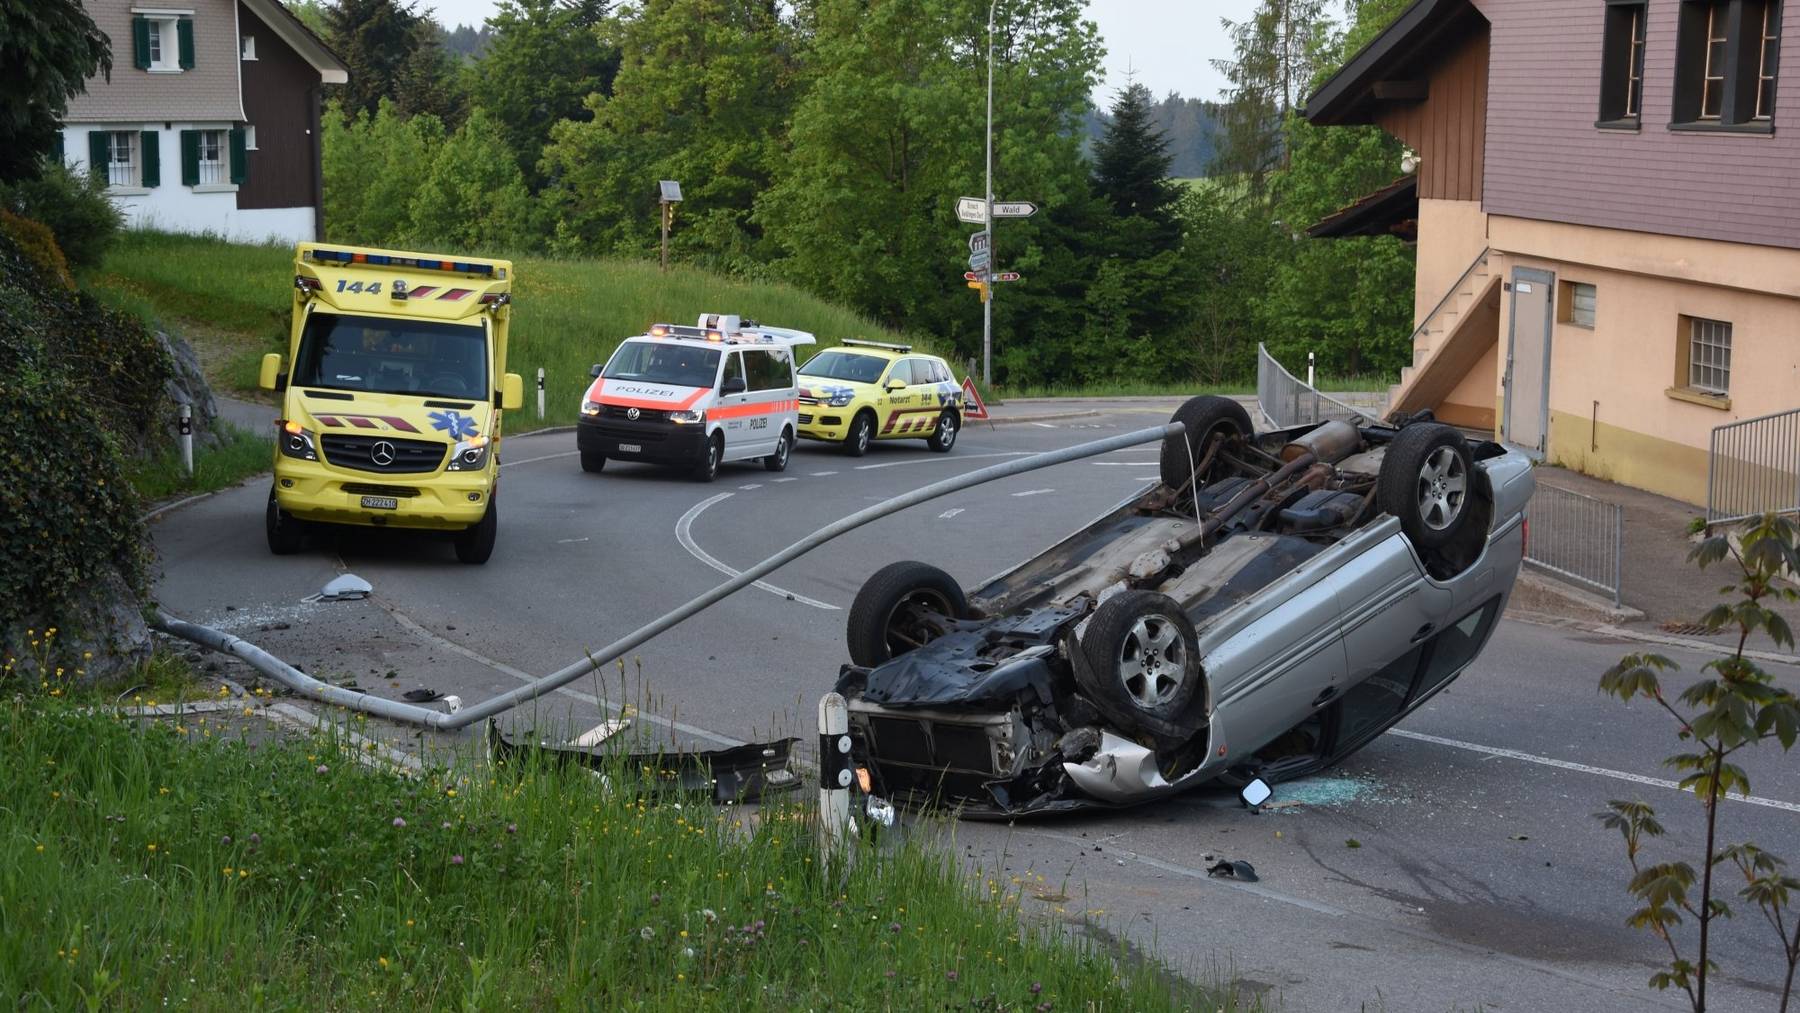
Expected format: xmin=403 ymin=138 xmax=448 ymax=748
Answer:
xmin=1378 ymin=422 xmax=1478 ymax=553
xmin=265 ymin=487 xmax=305 ymax=555
xmin=1076 ymin=590 xmax=1202 ymax=727
xmin=763 ymin=428 xmax=793 ymax=472
xmin=454 ymin=498 xmax=498 ymax=565
xmin=694 ymin=434 xmax=723 ymax=483
xmin=926 ymin=411 xmax=959 ymax=453
xmin=845 ymin=411 xmax=875 ymax=457
xmin=1161 ymin=395 xmax=1252 ymax=491
xmin=580 ymin=451 xmax=607 ymax=474
xmin=846 ymin=560 xmax=969 ymax=668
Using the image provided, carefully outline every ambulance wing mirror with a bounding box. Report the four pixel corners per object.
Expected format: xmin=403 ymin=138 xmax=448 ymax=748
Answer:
xmin=500 ymin=373 xmax=524 ymax=411
xmin=259 ymin=353 xmax=286 ymax=392
xmin=884 ymin=377 xmax=907 ymax=392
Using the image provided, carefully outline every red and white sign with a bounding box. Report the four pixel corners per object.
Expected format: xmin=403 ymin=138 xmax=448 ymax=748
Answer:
xmin=960 ymin=376 xmax=990 ymax=420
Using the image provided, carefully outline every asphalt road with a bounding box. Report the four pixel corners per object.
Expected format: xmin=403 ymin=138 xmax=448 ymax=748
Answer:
xmin=150 ymin=403 xmax=1800 ymax=1011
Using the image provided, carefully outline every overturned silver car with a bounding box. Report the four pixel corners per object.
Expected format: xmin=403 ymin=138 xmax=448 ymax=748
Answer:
xmin=834 ymin=397 xmax=1535 ymax=817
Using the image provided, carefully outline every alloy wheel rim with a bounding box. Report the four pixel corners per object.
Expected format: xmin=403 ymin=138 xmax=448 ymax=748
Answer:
xmin=1117 ymin=614 xmax=1185 ymax=709
xmin=1416 ymin=446 xmax=1467 ymax=531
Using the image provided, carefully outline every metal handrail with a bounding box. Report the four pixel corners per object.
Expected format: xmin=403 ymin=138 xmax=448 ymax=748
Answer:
xmin=1406 ymin=247 xmax=1490 ymax=350
xmin=1256 ymin=344 xmax=1381 ymax=429
xmin=1707 ymin=405 xmax=1800 ymax=526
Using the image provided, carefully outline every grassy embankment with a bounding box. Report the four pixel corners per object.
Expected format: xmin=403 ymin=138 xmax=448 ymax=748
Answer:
xmin=1 ymin=692 xmax=1229 ymax=1009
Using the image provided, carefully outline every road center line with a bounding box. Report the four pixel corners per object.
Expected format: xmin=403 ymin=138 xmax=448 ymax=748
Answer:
xmin=501 ymin=450 xmax=580 ymax=468
xmin=674 ymin=493 xmax=840 ymax=611
xmin=1012 ymin=488 xmax=1055 ymax=498
xmin=1389 ymin=728 xmax=1800 ymax=813
xmin=854 ymin=451 xmax=1032 ymax=471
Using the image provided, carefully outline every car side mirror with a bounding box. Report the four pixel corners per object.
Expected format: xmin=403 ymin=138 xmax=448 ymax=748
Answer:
xmin=259 ymin=353 xmax=286 ymax=392
xmin=1240 ymin=778 xmax=1272 ymax=810
xmin=589 ymin=363 xmax=603 ymax=379
xmin=500 ymin=372 xmax=524 ymax=411
xmin=884 ymin=377 xmax=906 ymax=391
xmin=721 ymin=376 xmax=747 ymax=396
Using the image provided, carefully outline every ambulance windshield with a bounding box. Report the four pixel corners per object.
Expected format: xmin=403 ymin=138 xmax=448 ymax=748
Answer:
xmin=603 ymin=341 xmax=721 ymax=389
xmin=798 ymin=350 xmax=886 ymax=384
xmin=294 ymin=312 xmax=488 ymax=399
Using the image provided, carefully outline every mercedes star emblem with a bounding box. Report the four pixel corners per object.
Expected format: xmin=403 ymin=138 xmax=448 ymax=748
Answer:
xmin=626 ymin=407 xmax=641 ymax=420
xmin=371 ymin=441 xmax=397 ymax=466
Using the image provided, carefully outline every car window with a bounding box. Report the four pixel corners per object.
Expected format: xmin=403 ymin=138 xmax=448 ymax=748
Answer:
xmin=1417 ymin=598 xmax=1501 ymax=697
xmin=929 ymin=359 xmax=951 ymax=383
xmin=720 ymin=351 xmax=746 ymax=391
xmin=896 ymin=359 xmax=923 ymax=385
xmin=1336 ymin=645 xmax=1423 ymax=752
xmin=797 ymin=350 xmax=887 ymax=384
xmin=294 ymin=311 xmax=488 ymax=398
xmin=745 ymin=349 xmax=792 ymax=391
xmin=604 ymin=341 xmax=721 ymax=389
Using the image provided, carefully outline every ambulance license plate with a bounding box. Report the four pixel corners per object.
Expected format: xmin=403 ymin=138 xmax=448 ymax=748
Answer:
xmin=360 ymin=496 xmax=399 ymax=511
xmin=618 ymin=443 xmax=641 ymax=453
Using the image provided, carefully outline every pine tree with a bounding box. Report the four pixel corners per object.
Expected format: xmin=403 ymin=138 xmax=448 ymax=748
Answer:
xmin=323 ymin=0 xmax=463 ymax=124
xmin=1207 ymin=0 xmax=1328 ymax=199
xmin=1091 ymin=82 xmax=1181 ymax=254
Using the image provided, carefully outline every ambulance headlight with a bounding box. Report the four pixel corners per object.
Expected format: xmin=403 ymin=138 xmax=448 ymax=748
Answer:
xmin=278 ymin=421 xmax=318 ymax=461
xmin=821 ymin=385 xmax=856 ymax=408
xmin=446 ymin=436 xmax=489 ymax=471
xmin=581 ymin=400 xmax=602 ymax=416
xmin=668 ymin=409 xmax=706 ymax=424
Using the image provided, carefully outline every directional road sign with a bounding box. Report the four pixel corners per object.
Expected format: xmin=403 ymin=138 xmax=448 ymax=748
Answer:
xmin=956 ymin=197 xmax=988 ymax=224
xmin=993 ymin=272 xmax=1021 ymax=282
xmin=968 ymin=250 xmax=991 ymax=272
xmin=991 ymin=201 xmax=1036 ymax=218
xmin=968 ymin=231 xmax=990 ymax=254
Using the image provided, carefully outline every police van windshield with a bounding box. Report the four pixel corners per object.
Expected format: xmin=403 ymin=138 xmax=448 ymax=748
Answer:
xmin=604 ymin=341 xmax=721 ymax=388
xmin=293 ymin=311 xmax=488 ymax=399
xmin=798 ymin=350 xmax=886 ymax=384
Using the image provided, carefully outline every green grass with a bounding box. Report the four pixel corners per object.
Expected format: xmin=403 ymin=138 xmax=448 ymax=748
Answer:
xmin=90 ymin=231 xmax=919 ymax=430
xmin=125 ymin=422 xmax=273 ymax=504
xmin=0 ymin=697 xmax=1234 ymax=1009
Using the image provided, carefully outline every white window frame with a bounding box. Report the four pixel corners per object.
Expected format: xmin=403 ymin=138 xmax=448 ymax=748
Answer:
xmin=196 ymin=129 xmax=227 ymax=186
xmin=241 ymin=34 xmax=256 ymax=60
xmin=148 ymin=17 xmax=181 ymax=72
xmin=106 ymin=131 xmax=140 ymax=188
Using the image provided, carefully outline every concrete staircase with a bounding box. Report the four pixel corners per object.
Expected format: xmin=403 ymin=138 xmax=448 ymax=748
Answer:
xmin=1388 ymin=248 xmax=1499 ymax=415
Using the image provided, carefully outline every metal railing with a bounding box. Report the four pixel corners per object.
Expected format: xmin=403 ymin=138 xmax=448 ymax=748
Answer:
xmin=1524 ymin=484 xmax=1624 ymax=607
xmin=1707 ymin=407 xmax=1800 ymax=526
xmin=1255 ymin=343 xmax=1382 ymax=429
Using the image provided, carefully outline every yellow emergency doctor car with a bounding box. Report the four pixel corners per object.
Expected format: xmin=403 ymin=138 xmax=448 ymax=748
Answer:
xmin=259 ymin=244 xmax=524 ymax=564
xmin=795 ymin=340 xmax=963 ymax=456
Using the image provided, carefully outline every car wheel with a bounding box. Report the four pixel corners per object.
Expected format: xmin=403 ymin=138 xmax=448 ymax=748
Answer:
xmin=846 ymin=560 xmax=969 ymax=667
xmin=763 ymin=428 xmax=793 ymax=472
xmin=265 ymin=487 xmax=305 ymax=555
xmin=694 ymin=434 xmax=723 ymax=483
xmin=1378 ymin=422 xmax=1478 ymax=553
xmin=1076 ymin=590 xmax=1202 ymax=726
xmin=845 ymin=411 xmax=875 ymax=457
xmin=1161 ymin=395 xmax=1252 ymax=491
xmin=580 ymin=451 xmax=607 ymax=474
xmin=454 ymin=498 xmax=498 ymax=565
xmin=926 ymin=411 xmax=958 ymax=453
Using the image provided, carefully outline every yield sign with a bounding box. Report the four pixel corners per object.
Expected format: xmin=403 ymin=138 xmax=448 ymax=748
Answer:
xmin=960 ymin=375 xmax=990 ymax=420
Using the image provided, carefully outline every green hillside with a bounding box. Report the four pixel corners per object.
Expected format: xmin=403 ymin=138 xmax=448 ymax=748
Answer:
xmin=92 ymin=232 xmax=919 ymax=429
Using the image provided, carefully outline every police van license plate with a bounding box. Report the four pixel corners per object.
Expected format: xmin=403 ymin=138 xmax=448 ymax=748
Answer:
xmin=360 ymin=496 xmax=399 ymax=510
xmin=618 ymin=443 xmax=641 ymax=454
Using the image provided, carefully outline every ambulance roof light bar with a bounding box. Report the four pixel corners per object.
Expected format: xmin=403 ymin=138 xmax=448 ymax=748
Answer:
xmin=303 ymin=247 xmax=497 ymax=276
xmin=841 ymin=338 xmax=912 ymax=353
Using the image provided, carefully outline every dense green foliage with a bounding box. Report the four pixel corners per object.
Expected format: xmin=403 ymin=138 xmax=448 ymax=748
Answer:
xmin=309 ymin=0 xmax=1419 ymax=387
xmin=1085 ymin=94 xmax=1218 ymax=179
xmin=0 ymin=160 xmax=124 ymax=270
xmin=0 ymin=232 xmax=163 ymax=636
xmin=0 ymin=702 xmax=1225 ymax=1008
xmin=0 ymin=0 xmax=110 ymax=182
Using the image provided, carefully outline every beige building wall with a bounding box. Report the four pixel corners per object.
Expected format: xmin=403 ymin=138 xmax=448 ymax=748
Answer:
xmin=1485 ymin=216 xmax=1800 ymax=506
xmin=66 ymin=0 xmax=244 ymax=123
xmin=1412 ymin=198 xmax=1490 ymax=327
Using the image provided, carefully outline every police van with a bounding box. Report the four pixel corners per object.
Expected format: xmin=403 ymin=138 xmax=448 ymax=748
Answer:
xmin=577 ymin=315 xmax=814 ymax=482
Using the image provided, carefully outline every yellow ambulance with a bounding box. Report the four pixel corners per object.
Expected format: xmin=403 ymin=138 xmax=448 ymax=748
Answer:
xmin=260 ymin=244 xmax=523 ymax=564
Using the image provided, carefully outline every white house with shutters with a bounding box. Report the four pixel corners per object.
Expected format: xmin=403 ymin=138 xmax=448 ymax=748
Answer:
xmin=60 ymin=0 xmax=346 ymax=244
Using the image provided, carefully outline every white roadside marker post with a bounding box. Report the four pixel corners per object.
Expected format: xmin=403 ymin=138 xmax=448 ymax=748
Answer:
xmin=536 ymin=367 xmax=545 ymax=421
xmin=177 ymin=403 xmax=193 ymax=477
xmin=818 ymin=692 xmax=852 ymax=860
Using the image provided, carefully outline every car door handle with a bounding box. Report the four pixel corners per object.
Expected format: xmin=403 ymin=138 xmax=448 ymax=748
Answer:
xmin=1410 ymin=623 xmax=1435 ymax=644
xmin=1312 ymin=686 xmax=1336 ymax=708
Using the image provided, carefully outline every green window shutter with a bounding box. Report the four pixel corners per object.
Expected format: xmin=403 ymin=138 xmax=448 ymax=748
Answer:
xmin=87 ymin=132 xmax=110 ymax=181
xmin=228 ymin=127 xmax=247 ymax=185
xmin=177 ymin=18 xmax=195 ymax=70
xmin=140 ymin=131 xmax=161 ymax=187
xmin=132 ymin=17 xmax=151 ymax=70
xmin=180 ymin=130 xmax=200 ymax=186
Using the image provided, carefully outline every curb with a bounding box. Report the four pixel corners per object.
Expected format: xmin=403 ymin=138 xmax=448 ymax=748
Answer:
xmin=1507 ymin=609 xmax=1800 ymax=668
xmin=977 ymin=410 xmax=1102 ymax=427
xmin=1516 ymin=569 xmax=1645 ymax=621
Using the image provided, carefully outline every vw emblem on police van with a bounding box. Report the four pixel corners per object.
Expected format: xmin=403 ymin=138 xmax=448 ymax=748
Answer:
xmin=371 ymin=441 xmax=397 ymax=466
xmin=626 ymin=407 xmax=641 ymax=421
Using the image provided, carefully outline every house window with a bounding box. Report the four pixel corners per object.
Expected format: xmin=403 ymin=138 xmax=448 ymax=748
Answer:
xmin=107 ymin=132 xmax=138 ymax=187
xmin=147 ymin=20 xmax=165 ymax=66
xmin=1558 ymin=281 xmax=1598 ymax=327
xmin=241 ymin=34 xmax=256 ymax=60
xmin=1674 ymin=0 xmax=1783 ymax=128
xmin=1687 ymin=317 xmax=1733 ymax=393
xmin=1599 ymin=1 xmax=1650 ymax=125
xmin=197 ymin=130 xmax=226 ymax=185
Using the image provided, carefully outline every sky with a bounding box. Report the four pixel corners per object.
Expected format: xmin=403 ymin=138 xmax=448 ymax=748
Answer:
xmin=416 ymin=0 xmax=1266 ymax=105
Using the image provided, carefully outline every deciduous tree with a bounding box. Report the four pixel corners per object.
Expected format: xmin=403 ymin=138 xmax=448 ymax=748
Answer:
xmin=0 ymin=0 xmax=110 ymax=182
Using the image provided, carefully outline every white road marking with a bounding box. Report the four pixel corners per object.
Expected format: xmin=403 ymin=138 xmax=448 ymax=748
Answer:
xmin=1030 ymin=422 xmax=1057 ymax=428
xmin=739 ymin=483 xmax=763 ymax=490
xmin=1092 ymin=461 xmax=1160 ymax=466
xmin=1389 ymin=728 xmax=1800 ymax=813
xmin=555 ymin=537 xmax=590 ymax=544
xmin=1134 ymin=477 xmax=1159 ymax=483
xmin=812 ymin=470 xmax=839 ymax=476
xmin=501 ymin=450 xmax=580 ymax=468
xmin=771 ymin=477 xmax=799 ymax=483
xmin=939 ymin=508 xmax=965 ymax=519
xmin=1012 ymin=488 xmax=1055 ymax=498
xmin=854 ymin=451 xmax=1032 ymax=471
xmin=674 ymin=493 xmax=840 ymax=611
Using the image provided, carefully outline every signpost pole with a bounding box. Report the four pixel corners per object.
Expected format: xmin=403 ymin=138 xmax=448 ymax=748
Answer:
xmin=982 ymin=0 xmax=995 ymax=388
xmin=660 ymin=200 xmax=669 ymax=274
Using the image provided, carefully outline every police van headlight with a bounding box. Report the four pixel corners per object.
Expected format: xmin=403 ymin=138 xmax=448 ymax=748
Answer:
xmin=446 ymin=436 xmax=490 ymax=471
xmin=278 ymin=421 xmax=318 ymax=461
xmin=668 ymin=408 xmax=706 ymax=424
xmin=580 ymin=400 xmax=602 ymax=416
